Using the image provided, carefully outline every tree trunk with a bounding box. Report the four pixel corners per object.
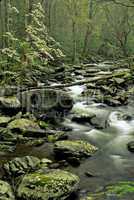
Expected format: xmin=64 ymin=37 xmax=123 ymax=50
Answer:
xmin=83 ymin=0 xmax=93 ymax=56
xmin=72 ymin=21 xmax=77 ymax=63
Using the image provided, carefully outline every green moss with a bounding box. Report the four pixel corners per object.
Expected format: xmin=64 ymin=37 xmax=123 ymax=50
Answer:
xmin=0 ymin=180 xmax=15 ymax=200
xmin=87 ymin=181 xmax=134 ymax=200
xmin=47 ymin=132 xmax=65 ymax=142
xmin=39 ymin=121 xmax=49 ymax=129
xmin=0 ymin=116 xmax=11 ymax=127
xmin=8 ymin=118 xmax=39 ymax=132
xmin=17 ymin=169 xmax=79 ymax=200
xmin=106 ymin=181 xmax=134 ymax=197
xmin=55 ymin=140 xmax=98 ymax=157
xmin=0 ymin=96 xmax=20 ymax=108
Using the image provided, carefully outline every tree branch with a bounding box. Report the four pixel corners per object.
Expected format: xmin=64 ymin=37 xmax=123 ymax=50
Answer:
xmin=111 ymin=0 xmax=134 ymax=7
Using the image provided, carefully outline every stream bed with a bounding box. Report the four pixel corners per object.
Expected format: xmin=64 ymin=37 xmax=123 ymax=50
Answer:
xmin=0 ymin=62 xmax=134 ymax=199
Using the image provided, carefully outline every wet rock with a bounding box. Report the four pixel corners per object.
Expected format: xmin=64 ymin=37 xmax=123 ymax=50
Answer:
xmin=49 ymin=163 xmax=60 ymax=169
xmin=0 ymin=128 xmax=16 ymax=141
xmin=0 ymin=180 xmax=15 ymax=200
xmin=71 ymin=105 xmax=96 ymax=124
xmin=40 ymin=158 xmax=53 ymax=169
xmin=0 ymin=141 xmax=16 ymax=153
xmin=25 ymin=138 xmax=45 ymax=147
xmin=96 ymin=95 xmax=122 ymax=107
xmin=86 ymin=69 xmax=100 ymax=74
xmin=114 ymin=77 xmax=125 ymax=85
xmin=85 ymin=171 xmax=95 ymax=178
xmin=72 ymin=113 xmax=95 ymax=124
xmin=105 ymin=98 xmax=122 ymax=107
xmin=85 ymin=181 xmax=134 ymax=200
xmin=17 ymin=169 xmax=79 ymax=200
xmin=47 ymin=131 xmax=67 ymax=142
xmin=127 ymin=141 xmax=134 ymax=153
xmin=8 ymin=118 xmax=39 ymax=131
xmin=3 ymin=156 xmax=41 ymax=177
xmin=19 ymin=89 xmax=73 ymax=115
xmin=0 ymin=116 xmax=11 ymax=127
xmin=0 ymin=96 xmax=21 ymax=115
xmin=54 ymin=140 xmax=98 ymax=164
xmin=38 ymin=121 xmax=49 ymax=129
xmin=7 ymin=118 xmax=45 ymax=137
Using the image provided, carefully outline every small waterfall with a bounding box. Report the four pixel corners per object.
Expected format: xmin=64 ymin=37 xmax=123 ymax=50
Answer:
xmin=108 ymin=111 xmax=133 ymax=135
xmin=68 ymin=85 xmax=86 ymax=101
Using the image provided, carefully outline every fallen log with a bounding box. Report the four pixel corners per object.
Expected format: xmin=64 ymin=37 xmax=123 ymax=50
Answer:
xmin=22 ymin=71 xmax=127 ymax=91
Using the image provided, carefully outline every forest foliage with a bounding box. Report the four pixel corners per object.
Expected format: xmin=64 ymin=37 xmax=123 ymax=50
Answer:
xmin=0 ymin=0 xmax=134 ymax=71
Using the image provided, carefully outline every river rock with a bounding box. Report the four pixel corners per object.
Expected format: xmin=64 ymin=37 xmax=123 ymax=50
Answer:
xmin=72 ymin=104 xmax=109 ymax=129
xmin=85 ymin=181 xmax=134 ymax=200
xmin=17 ymin=169 xmax=79 ymax=200
xmin=0 ymin=96 xmax=21 ymax=114
xmin=19 ymin=89 xmax=73 ymax=115
xmin=54 ymin=140 xmax=98 ymax=164
xmin=0 ymin=128 xmax=16 ymax=141
xmin=7 ymin=118 xmax=45 ymax=137
xmin=0 ymin=116 xmax=11 ymax=127
xmin=72 ymin=112 xmax=95 ymax=124
xmin=0 ymin=180 xmax=15 ymax=200
xmin=3 ymin=156 xmax=41 ymax=177
xmin=0 ymin=141 xmax=16 ymax=153
xmin=127 ymin=141 xmax=134 ymax=153
xmin=47 ymin=131 xmax=67 ymax=142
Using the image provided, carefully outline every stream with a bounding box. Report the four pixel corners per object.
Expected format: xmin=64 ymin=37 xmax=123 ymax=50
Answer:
xmin=0 ymin=62 xmax=134 ymax=199
xmin=63 ymin=84 xmax=134 ymax=197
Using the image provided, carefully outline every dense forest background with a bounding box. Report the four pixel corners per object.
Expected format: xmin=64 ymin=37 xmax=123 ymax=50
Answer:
xmin=0 ymin=0 xmax=134 ymax=64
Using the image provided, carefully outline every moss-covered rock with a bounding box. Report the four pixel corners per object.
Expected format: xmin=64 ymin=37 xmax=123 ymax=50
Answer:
xmin=0 ymin=141 xmax=16 ymax=153
xmin=0 ymin=96 xmax=21 ymax=114
xmin=0 ymin=116 xmax=11 ymax=127
xmin=86 ymin=181 xmax=134 ymax=200
xmin=8 ymin=118 xmax=39 ymax=131
xmin=7 ymin=118 xmax=45 ymax=137
xmin=3 ymin=156 xmax=41 ymax=177
xmin=25 ymin=138 xmax=45 ymax=147
xmin=17 ymin=169 xmax=79 ymax=200
xmin=47 ymin=131 xmax=67 ymax=143
xmin=0 ymin=180 xmax=15 ymax=200
xmin=54 ymin=140 xmax=98 ymax=163
xmin=0 ymin=128 xmax=16 ymax=141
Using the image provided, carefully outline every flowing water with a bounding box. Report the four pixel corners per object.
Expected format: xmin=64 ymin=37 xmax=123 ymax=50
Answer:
xmin=62 ymin=83 xmax=134 ymax=197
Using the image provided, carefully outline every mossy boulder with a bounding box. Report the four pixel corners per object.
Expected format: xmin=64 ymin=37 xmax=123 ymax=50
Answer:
xmin=0 ymin=116 xmax=11 ymax=127
xmin=3 ymin=156 xmax=41 ymax=177
xmin=8 ymin=118 xmax=39 ymax=131
xmin=24 ymin=138 xmax=45 ymax=147
xmin=0 ymin=141 xmax=16 ymax=153
xmin=7 ymin=118 xmax=45 ymax=137
xmin=17 ymin=169 xmax=79 ymax=200
xmin=86 ymin=181 xmax=134 ymax=200
xmin=0 ymin=96 xmax=21 ymax=114
xmin=0 ymin=128 xmax=16 ymax=141
xmin=47 ymin=131 xmax=67 ymax=143
xmin=0 ymin=180 xmax=15 ymax=200
xmin=54 ymin=140 xmax=98 ymax=164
